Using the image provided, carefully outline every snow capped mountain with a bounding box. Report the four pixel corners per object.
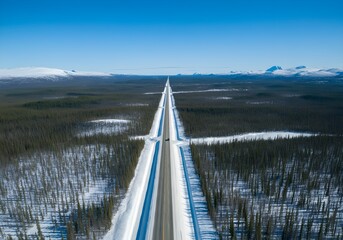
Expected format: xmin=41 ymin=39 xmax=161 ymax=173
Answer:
xmin=267 ymin=66 xmax=342 ymax=77
xmin=0 ymin=67 xmax=111 ymax=80
xmin=228 ymin=66 xmax=342 ymax=78
xmin=0 ymin=66 xmax=342 ymax=82
xmin=266 ymin=66 xmax=282 ymax=72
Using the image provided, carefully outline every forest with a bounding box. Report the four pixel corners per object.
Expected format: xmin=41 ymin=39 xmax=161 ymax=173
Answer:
xmin=172 ymin=76 xmax=343 ymax=136
xmin=1 ymin=74 xmax=342 ymax=239
xmin=0 ymin=76 xmax=164 ymax=239
xmin=191 ymin=136 xmax=343 ymax=239
xmin=173 ymin=75 xmax=343 ymax=239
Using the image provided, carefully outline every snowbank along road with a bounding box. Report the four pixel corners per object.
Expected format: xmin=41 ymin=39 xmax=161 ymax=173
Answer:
xmin=103 ymin=79 xmax=209 ymax=240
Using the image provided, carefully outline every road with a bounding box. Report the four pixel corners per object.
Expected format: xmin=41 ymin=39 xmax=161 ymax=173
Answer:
xmin=153 ymin=85 xmax=174 ymax=240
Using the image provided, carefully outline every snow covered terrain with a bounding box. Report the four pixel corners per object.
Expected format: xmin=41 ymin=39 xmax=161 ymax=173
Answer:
xmin=0 ymin=67 xmax=111 ymax=80
xmin=145 ymin=88 xmax=246 ymax=95
xmin=172 ymin=88 xmax=247 ymax=94
xmin=214 ymin=97 xmax=232 ymax=100
xmin=78 ymin=119 xmax=131 ymax=137
xmin=191 ymin=138 xmax=343 ymax=239
xmin=90 ymin=119 xmax=130 ymax=124
xmin=167 ymin=83 xmax=195 ymax=240
xmin=190 ymin=131 xmax=317 ymax=145
xmin=103 ymin=85 xmax=167 ymax=239
xmin=0 ymin=66 xmax=341 ymax=83
xmin=268 ymin=66 xmax=340 ymax=77
xmin=104 ymin=79 xmax=218 ymax=239
xmin=0 ymin=144 xmax=123 ymax=238
xmin=228 ymin=66 xmax=343 ymax=78
xmin=170 ymin=90 xmax=218 ymax=239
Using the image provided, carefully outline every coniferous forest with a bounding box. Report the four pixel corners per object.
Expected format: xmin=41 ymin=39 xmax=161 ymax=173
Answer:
xmin=0 ymin=77 xmax=164 ymax=239
xmin=1 ymin=75 xmax=343 ymax=239
xmin=173 ymin=75 xmax=343 ymax=239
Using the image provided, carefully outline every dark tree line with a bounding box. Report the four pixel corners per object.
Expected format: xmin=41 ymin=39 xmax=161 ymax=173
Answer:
xmin=191 ymin=136 xmax=343 ymax=239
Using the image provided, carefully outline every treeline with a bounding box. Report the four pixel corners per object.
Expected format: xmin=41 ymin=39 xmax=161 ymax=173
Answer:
xmin=174 ymin=78 xmax=343 ymax=137
xmin=23 ymin=96 xmax=99 ymax=109
xmin=191 ymin=136 xmax=343 ymax=239
xmin=0 ymin=95 xmax=158 ymax=165
xmin=178 ymin=103 xmax=343 ymax=137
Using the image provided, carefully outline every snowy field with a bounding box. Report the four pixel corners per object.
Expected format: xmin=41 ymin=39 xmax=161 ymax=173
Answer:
xmin=145 ymin=88 xmax=247 ymax=95
xmin=78 ymin=119 xmax=131 ymax=137
xmin=190 ymin=131 xmax=317 ymax=145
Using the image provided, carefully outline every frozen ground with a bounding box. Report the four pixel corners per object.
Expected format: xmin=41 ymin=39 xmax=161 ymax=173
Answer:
xmin=191 ymin=136 xmax=343 ymax=238
xmin=190 ymin=131 xmax=317 ymax=145
xmin=170 ymin=86 xmax=218 ymax=239
xmin=144 ymin=88 xmax=247 ymax=95
xmin=172 ymin=88 xmax=247 ymax=94
xmin=0 ymin=144 xmax=123 ymax=238
xmin=0 ymin=67 xmax=111 ymax=79
xmin=78 ymin=118 xmax=130 ymax=137
xmin=214 ymin=97 xmax=232 ymax=100
xmin=90 ymin=119 xmax=130 ymax=124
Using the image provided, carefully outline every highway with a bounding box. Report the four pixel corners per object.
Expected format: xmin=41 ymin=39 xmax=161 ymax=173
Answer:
xmin=153 ymin=85 xmax=174 ymax=239
xmin=104 ymin=80 xmax=204 ymax=240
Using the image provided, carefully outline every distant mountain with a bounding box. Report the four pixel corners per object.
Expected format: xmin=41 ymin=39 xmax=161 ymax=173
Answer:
xmin=295 ymin=66 xmax=306 ymax=70
xmin=266 ymin=66 xmax=282 ymax=72
xmin=0 ymin=66 xmax=342 ymax=85
xmin=0 ymin=67 xmax=111 ymax=80
xmin=267 ymin=66 xmax=343 ymax=77
xmin=227 ymin=66 xmax=343 ymax=78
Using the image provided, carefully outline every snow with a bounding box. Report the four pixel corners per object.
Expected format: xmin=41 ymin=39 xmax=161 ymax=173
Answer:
xmin=144 ymin=92 xmax=164 ymax=95
xmin=173 ymin=88 xmax=247 ymax=94
xmin=145 ymin=88 xmax=246 ymax=95
xmin=268 ymin=66 xmax=342 ymax=77
xmin=78 ymin=119 xmax=130 ymax=137
xmin=89 ymin=119 xmax=130 ymax=124
xmin=129 ymin=135 xmax=149 ymax=140
xmin=215 ymin=97 xmax=232 ymax=100
xmin=190 ymin=131 xmax=317 ymax=145
xmin=103 ymin=84 xmax=167 ymax=240
xmin=0 ymin=144 xmax=120 ymax=239
xmin=27 ymin=178 xmax=110 ymax=237
xmin=0 ymin=67 xmax=111 ymax=79
xmin=228 ymin=66 xmax=343 ymax=77
xmin=104 ymin=79 xmax=216 ymax=240
xmin=103 ymin=140 xmax=156 ymax=239
xmin=167 ymin=83 xmax=194 ymax=239
xmin=170 ymin=85 xmax=218 ymax=239
xmin=266 ymin=66 xmax=283 ymax=72
xmin=1 ymin=66 xmax=341 ymax=81
xmin=101 ymin=82 xmax=324 ymax=240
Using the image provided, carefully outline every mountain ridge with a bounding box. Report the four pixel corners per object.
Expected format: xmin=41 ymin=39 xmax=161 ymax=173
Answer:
xmin=0 ymin=66 xmax=342 ymax=83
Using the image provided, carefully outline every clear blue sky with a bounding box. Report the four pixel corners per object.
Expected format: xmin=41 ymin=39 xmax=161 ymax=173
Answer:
xmin=0 ymin=0 xmax=342 ymax=74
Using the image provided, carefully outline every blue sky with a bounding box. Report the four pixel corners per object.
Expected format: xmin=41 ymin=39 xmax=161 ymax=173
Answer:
xmin=0 ymin=0 xmax=342 ymax=74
